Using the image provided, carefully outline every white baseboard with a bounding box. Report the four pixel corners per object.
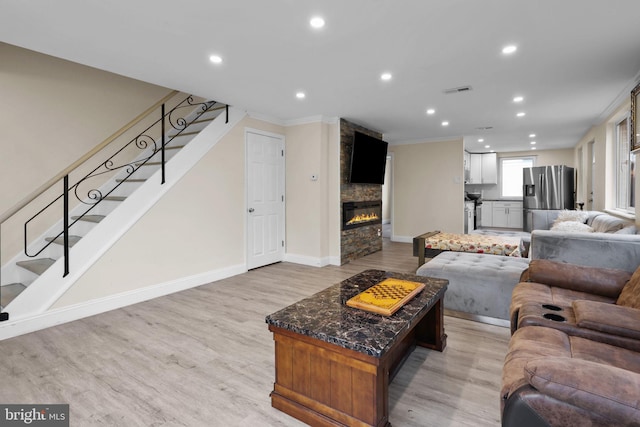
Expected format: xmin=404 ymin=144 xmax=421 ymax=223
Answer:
xmin=283 ymin=253 xmax=341 ymax=267
xmin=391 ymin=235 xmax=414 ymax=243
xmin=0 ymin=264 xmax=246 ymax=341
xmin=283 ymin=253 xmax=322 ymax=267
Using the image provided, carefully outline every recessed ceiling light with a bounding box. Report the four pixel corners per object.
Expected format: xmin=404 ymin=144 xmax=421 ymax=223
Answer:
xmin=484 ymin=145 xmax=490 ymax=149
xmin=209 ymin=55 xmax=223 ymax=64
xmin=426 ymin=108 xmax=435 ymax=115
xmin=490 ymin=150 xmax=495 ymax=153
xmin=380 ymin=72 xmax=392 ymax=81
xmin=478 ymin=138 xmax=484 ymax=142
xmin=441 ymin=121 xmax=449 ymax=126
xmin=502 ymin=45 xmax=517 ymax=54
xmin=513 ymin=96 xmax=524 ymax=103
xmin=530 ymin=141 xmax=536 ymax=145
xmin=529 ymin=133 xmax=536 ymax=138
xmin=310 ymin=17 xmax=325 ymax=29
xmin=531 ymin=147 xmax=537 ymax=150
xmin=296 ymin=92 xmax=306 ymax=99
xmin=517 ymin=112 xmax=526 ymax=117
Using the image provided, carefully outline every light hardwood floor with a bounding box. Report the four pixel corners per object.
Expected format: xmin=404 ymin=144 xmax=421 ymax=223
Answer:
xmin=0 ymin=240 xmax=510 ymax=426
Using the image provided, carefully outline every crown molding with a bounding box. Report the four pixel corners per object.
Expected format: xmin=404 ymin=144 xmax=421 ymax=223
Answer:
xmin=595 ymin=69 xmax=640 ymax=124
xmin=387 ymin=135 xmax=464 ymax=146
xmin=247 ymin=112 xmax=339 ymax=127
xmin=283 ymin=115 xmax=338 ymax=126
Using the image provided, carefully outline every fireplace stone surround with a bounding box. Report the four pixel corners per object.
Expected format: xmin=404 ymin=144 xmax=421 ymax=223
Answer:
xmin=340 ymin=119 xmax=383 ymax=264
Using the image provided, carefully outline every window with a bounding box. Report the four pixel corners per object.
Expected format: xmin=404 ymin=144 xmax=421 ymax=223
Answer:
xmin=500 ymin=157 xmax=535 ymax=198
xmin=615 ymin=115 xmax=635 ymax=212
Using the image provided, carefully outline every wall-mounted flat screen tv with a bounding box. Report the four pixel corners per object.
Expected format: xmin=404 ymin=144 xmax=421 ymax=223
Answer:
xmin=349 ymin=131 xmax=389 ymax=184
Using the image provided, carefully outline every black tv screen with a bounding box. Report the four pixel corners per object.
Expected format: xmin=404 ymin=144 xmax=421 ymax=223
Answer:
xmin=349 ymin=131 xmax=388 ymax=184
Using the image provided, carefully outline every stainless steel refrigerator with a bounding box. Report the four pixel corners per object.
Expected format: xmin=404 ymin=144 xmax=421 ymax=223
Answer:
xmin=523 ymin=165 xmax=574 ymax=231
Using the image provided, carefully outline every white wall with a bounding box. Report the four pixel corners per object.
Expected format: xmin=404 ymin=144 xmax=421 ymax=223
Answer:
xmin=284 ymin=120 xmax=340 ymax=266
xmin=0 ymin=42 xmax=174 ymax=265
xmin=51 ymin=116 xmax=343 ymax=308
xmin=502 ymin=148 xmax=574 ymax=168
xmin=0 ymin=42 xmax=172 ymax=215
xmin=389 ymin=139 xmax=464 ymax=240
xmin=574 ymin=99 xmax=631 ymax=214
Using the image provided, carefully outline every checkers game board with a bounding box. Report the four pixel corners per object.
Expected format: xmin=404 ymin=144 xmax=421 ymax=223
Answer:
xmin=346 ymin=278 xmax=426 ymax=316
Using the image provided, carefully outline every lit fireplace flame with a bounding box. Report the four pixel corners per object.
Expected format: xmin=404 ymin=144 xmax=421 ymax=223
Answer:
xmin=346 ymin=212 xmax=380 ymax=225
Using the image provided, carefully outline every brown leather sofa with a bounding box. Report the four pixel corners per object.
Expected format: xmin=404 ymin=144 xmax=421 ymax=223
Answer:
xmin=508 ymin=259 xmax=640 ymax=350
xmin=501 ymin=259 xmax=640 ymax=426
xmin=501 ymin=326 xmax=640 ymax=427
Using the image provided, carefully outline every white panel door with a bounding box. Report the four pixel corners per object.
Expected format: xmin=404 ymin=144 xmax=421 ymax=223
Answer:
xmin=246 ymin=130 xmax=285 ymax=270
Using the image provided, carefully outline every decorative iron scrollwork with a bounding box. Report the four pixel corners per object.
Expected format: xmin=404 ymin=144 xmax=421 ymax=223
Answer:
xmin=24 ymin=95 xmax=221 ymax=259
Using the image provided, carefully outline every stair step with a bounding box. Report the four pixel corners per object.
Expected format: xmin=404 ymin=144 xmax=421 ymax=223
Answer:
xmin=116 ymin=178 xmax=146 ymax=183
xmin=166 ymin=145 xmax=185 ymax=151
xmin=136 ymin=161 xmax=162 ymax=167
xmin=170 ymin=130 xmax=200 ymax=138
xmin=45 ymin=235 xmax=82 ymax=247
xmin=71 ymin=215 xmax=105 ymax=223
xmin=0 ymin=283 xmax=27 ymax=308
xmin=16 ymin=259 xmax=56 ymax=276
xmin=192 ymin=117 xmax=215 ymax=125
xmin=104 ymin=196 xmax=126 ymax=202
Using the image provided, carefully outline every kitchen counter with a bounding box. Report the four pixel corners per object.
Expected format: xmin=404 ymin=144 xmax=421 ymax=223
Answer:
xmin=265 ymin=269 xmax=448 ymax=357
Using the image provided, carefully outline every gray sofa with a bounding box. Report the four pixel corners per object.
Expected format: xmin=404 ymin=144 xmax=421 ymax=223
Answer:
xmin=529 ymin=210 xmax=640 ymax=272
xmin=416 ymin=210 xmax=640 ymax=324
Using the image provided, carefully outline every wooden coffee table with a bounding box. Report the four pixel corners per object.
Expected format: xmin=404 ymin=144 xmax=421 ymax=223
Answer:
xmin=265 ymin=270 xmax=448 ymax=427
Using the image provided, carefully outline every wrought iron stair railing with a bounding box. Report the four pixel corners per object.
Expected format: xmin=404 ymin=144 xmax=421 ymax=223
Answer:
xmin=0 ymin=93 xmax=229 ymax=321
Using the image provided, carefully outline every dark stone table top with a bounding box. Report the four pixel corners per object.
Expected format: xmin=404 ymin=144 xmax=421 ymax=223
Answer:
xmin=265 ymin=269 xmax=448 ymax=358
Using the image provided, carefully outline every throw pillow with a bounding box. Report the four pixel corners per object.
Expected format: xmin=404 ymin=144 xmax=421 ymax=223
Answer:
xmin=617 ymin=265 xmax=640 ymax=309
xmin=553 ymin=209 xmax=589 ymax=224
xmin=550 ymin=220 xmax=593 ymax=233
xmin=590 ymin=215 xmax=630 ymax=233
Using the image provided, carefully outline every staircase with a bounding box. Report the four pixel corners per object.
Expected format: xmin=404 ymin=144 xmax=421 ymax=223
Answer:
xmin=0 ymin=97 xmax=228 ymax=316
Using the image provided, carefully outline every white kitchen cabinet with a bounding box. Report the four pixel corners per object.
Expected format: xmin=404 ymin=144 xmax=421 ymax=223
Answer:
xmin=481 ymin=153 xmax=497 ymax=184
xmin=467 ymin=153 xmax=497 ymax=184
xmin=492 ymin=201 xmax=523 ymax=229
xmin=480 ymin=201 xmax=493 ymax=227
xmin=469 ymin=154 xmax=482 ymax=183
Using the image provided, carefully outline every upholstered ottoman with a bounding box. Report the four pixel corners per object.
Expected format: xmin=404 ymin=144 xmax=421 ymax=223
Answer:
xmin=416 ymin=251 xmax=530 ymax=323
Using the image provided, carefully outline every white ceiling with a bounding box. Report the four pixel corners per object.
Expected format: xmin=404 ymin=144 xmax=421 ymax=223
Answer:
xmin=2 ymin=0 xmax=640 ymax=153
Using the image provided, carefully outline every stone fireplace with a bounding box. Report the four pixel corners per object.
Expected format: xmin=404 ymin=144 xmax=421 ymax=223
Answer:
xmin=340 ymin=119 xmax=384 ymax=264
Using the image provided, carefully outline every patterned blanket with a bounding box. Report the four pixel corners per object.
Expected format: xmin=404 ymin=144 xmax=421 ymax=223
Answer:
xmin=424 ymin=231 xmax=522 ymax=257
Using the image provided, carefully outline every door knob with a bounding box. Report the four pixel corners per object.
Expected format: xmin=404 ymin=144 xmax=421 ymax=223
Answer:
xmin=248 ymin=208 xmax=255 ymax=213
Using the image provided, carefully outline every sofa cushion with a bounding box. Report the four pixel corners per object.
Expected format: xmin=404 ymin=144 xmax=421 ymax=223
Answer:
xmin=616 ymin=225 xmax=638 ymax=234
xmin=589 ymin=214 xmax=632 ymax=233
xmin=524 ymin=357 xmax=640 ymax=424
xmin=523 ymin=259 xmax=631 ymax=298
xmin=617 ymin=265 xmax=640 ymax=309
xmin=573 ymin=300 xmax=640 ymax=340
